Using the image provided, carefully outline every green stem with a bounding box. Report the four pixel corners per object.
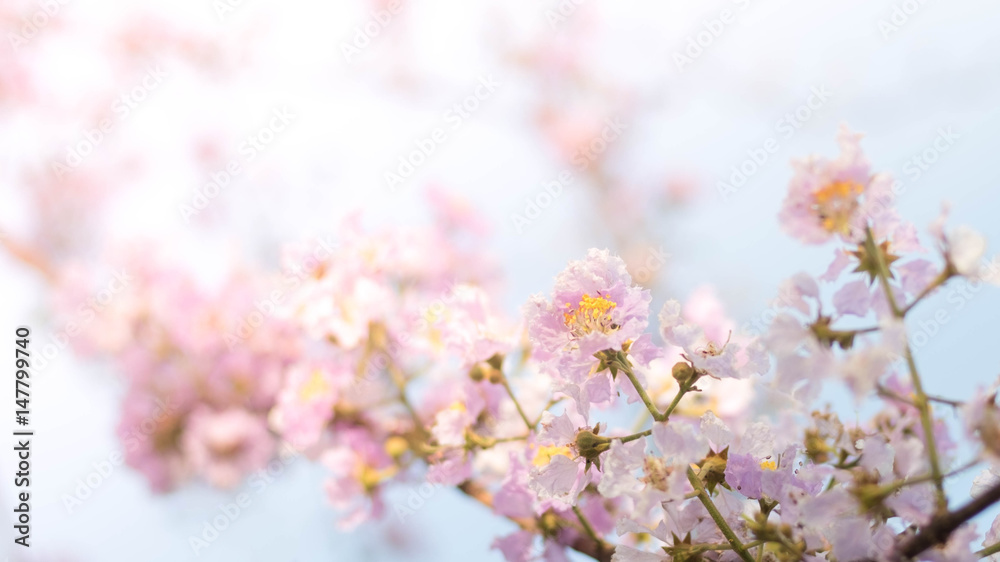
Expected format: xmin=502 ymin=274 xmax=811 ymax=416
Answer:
xmin=532 ymin=398 xmax=561 ymax=428
xmin=500 ymin=378 xmax=535 ymax=431
xmin=866 ymin=227 xmax=947 ymax=513
xmin=620 ymin=359 xmax=699 ymax=424
xmin=678 ymin=540 xmax=766 ymax=553
xmin=614 ymin=428 xmax=653 ymax=443
xmin=686 ymin=466 xmax=755 ymax=562
xmin=977 ymin=542 xmax=1000 ymax=558
xmin=874 ymin=459 xmax=981 ymax=498
xmin=901 ymin=269 xmax=954 ymax=316
xmin=662 ymin=377 xmax=697 ymax=420
xmin=622 ymin=365 xmax=668 ymax=422
xmin=903 ymin=346 xmax=947 ymax=512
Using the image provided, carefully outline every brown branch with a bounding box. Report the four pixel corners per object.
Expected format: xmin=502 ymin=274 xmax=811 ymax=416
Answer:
xmin=457 ymin=480 xmax=614 ymax=562
xmin=853 ymin=480 xmax=1000 ymax=562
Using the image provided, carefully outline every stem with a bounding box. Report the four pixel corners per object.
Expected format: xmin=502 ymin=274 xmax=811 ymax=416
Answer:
xmin=622 ymin=365 xmax=667 ymax=422
xmin=386 ymin=360 xmax=425 ymax=434
xmin=467 ymin=432 xmax=531 ymax=449
xmin=686 ymin=466 xmax=755 ymax=562
xmin=866 ymin=227 xmax=948 ymax=513
xmin=532 ymin=398 xmax=561 ymax=428
xmin=978 ymin=542 xmax=1000 ymax=558
xmin=573 ymin=505 xmax=607 ymax=560
xmin=875 ymin=459 xmax=981 ymax=497
xmin=903 ymin=346 xmax=947 ymax=512
xmin=901 ymin=270 xmax=954 ymax=316
xmin=620 ymin=359 xmax=699 ymax=424
xmin=889 ymin=479 xmax=1000 ymax=561
xmin=927 ymin=393 xmax=964 ymax=408
xmin=662 ymin=379 xmax=695 ymax=420
xmin=614 ymin=428 xmax=653 ymax=443
xmin=500 ymin=378 xmax=535 ymax=431
xmin=677 ymin=540 xmax=766 ymax=554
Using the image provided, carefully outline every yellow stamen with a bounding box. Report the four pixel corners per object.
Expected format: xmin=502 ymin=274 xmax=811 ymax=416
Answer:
xmin=813 ymin=180 xmax=864 ymax=234
xmin=356 ymin=464 xmax=398 ymax=492
xmin=760 ymin=460 xmax=777 ymax=471
xmin=563 ymin=294 xmax=618 ymax=337
xmin=533 ymin=445 xmax=573 ymax=467
xmin=299 ymin=370 xmax=330 ymax=402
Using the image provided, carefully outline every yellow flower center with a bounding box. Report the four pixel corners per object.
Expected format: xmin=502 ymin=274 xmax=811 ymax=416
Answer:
xmin=299 ymin=370 xmax=330 ymax=402
xmin=563 ymin=294 xmax=618 ymax=338
xmin=813 ymin=180 xmax=864 ymax=234
xmin=356 ymin=464 xmax=396 ymax=492
xmin=760 ymin=460 xmax=777 ymax=471
xmin=533 ymin=445 xmax=573 ymax=467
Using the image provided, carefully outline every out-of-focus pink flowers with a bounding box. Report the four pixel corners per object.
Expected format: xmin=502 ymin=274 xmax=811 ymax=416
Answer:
xmin=183 ymin=407 xmax=274 ymax=489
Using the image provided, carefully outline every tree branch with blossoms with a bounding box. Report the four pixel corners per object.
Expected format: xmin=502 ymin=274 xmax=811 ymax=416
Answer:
xmin=11 ymin=125 xmax=1000 ymax=562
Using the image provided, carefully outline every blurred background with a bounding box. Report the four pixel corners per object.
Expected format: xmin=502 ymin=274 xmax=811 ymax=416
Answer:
xmin=2 ymin=0 xmax=1000 ymax=560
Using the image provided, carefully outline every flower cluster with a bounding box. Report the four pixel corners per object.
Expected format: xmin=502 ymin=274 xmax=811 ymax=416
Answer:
xmin=37 ymin=128 xmax=1000 ymax=561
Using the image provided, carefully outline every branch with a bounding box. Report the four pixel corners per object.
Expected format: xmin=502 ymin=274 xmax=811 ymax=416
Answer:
xmin=457 ymin=481 xmax=614 ymax=562
xmin=852 ymin=480 xmax=1000 ymax=562
xmin=866 ymin=227 xmax=947 ymax=513
xmin=896 ymin=481 xmax=1000 ymax=559
xmin=686 ymin=466 xmax=755 ymax=562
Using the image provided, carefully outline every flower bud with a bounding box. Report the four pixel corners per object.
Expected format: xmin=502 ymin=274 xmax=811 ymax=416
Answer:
xmin=672 ymin=361 xmax=695 ymax=383
xmin=469 ymin=362 xmax=487 ymax=382
xmin=574 ymin=429 xmax=611 ymax=465
xmin=487 ymin=367 xmax=505 ymax=384
xmin=485 ymin=353 xmax=504 ymax=371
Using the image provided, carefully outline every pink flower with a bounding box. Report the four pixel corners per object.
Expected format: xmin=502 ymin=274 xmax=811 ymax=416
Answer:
xmin=527 ymin=410 xmax=592 ymax=508
xmin=269 ymin=363 xmax=347 ymax=450
xmin=320 ymin=429 xmax=395 ymax=529
xmin=659 ymin=299 xmax=768 ymax=380
xmin=183 ymin=407 xmax=275 ymax=489
xmin=117 ymin=390 xmax=189 ymax=492
xmin=780 ymin=125 xmax=896 ymax=245
xmin=525 ymin=249 xmax=652 ymax=380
